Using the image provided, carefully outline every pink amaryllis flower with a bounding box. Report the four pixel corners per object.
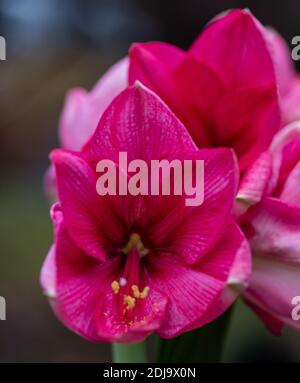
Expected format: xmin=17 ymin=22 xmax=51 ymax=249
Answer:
xmin=237 ymin=122 xmax=300 ymax=334
xmin=45 ymin=57 xmax=128 ymax=198
xmin=128 ymin=9 xmax=280 ymax=171
xmin=41 ymin=84 xmax=251 ymax=342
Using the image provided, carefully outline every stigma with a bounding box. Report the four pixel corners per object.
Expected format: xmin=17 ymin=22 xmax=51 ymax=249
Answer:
xmin=122 ymin=233 xmax=149 ymax=257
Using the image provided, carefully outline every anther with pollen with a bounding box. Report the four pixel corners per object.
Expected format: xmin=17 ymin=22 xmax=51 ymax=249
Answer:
xmin=111 ymin=233 xmax=150 ymax=312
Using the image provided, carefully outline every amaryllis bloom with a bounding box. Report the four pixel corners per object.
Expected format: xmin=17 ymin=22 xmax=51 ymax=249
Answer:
xmin=237 ymin=122 xmax=300 ymax=334
xmin=267 ymin=29 xmax=300 ymax=125
xmin=41 ymin=84 xmax=251 ymax=342
xmin=45 ymin=57 xmax=128 ymax=198
xmin=128 ymin=9 xmax=280 ymax=171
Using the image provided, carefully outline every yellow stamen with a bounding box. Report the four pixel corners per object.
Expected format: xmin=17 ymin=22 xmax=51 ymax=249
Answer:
xmin=140 ymin=286 xmax=150 ymax=299
xmin=131 ymin=284 xmax=150 ymax=299
xmin=123 ymin=295 xmax=136 ymax=310
xmin=111 ymin=280 xmax=120 ymax=294
xmin=131 ymin=284 xmax=140 ymax=298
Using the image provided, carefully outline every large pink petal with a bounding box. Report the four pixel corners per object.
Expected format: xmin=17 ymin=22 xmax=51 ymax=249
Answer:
xmin=173 ymin=57 xmax=225 ymax=147
xmin=129 ymin=42 xmax=185 ymax=114
xmin=55 ymin=223 xmax=167 ymax=342
xmin=55 ymin=224 xmax=118 ymax=342
xmin=214 ymin=86 xmax=279 ymax=170
xmin=150 ymin=148 xmax=239 ymax=264
xmin=81 ymin=84 xmax=206 ymax=244
xmin=59 ymin=57 xmax=128 ymax=151
xmin=83 ymin=83 xmax=198 ymax=165
xmin=51 ymin=149 xmax=127 ymax=261
xmin=129 ymin=42 xmax=222 ymax=148
xmin=243 ymin=198 xmax=300 ymax=332
xmin=149 ymin=222 xmax=247 ymax=338
xmin=93 ymin=280 xmax=167 ymax=343
xmin=190 ymin=9 xmax=276 ymax=89
xmin=129 ymin=10 xmax=280 ymax=166
xmin=188 ymin=9 xmax=280 ymax=166
xmin=181 ymin=224 xmax=252 ymax=334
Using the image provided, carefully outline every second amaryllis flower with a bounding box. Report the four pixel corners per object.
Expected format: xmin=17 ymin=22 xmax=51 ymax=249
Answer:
xmin=237 ymin=122 xmax=300 ymax=334
xmin=41 ymin=84 xmax=251 ymax=342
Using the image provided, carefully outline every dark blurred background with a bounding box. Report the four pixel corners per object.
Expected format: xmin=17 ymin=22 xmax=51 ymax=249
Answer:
xmin=1 ymin=0 xmax=300 ymax=362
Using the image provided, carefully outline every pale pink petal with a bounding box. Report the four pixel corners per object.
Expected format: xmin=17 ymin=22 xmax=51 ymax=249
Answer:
xmin=236 ymin=151 xmax=272 ymax=214
xmin=271 ymin=126 xmax=300 ymax=198
xmin=40 ymin=245 xmax=57 ymax=298
xmin=281 ymin=78 xmax=300 ymax=124
xmin=91 ymin=57 xmax=129 ymax=101
xmin=59 ymin=88 xmax=96 ymax=150
xmin=280 ymin=161 xmax=300 ymax=207
xmin=59 ymin=57 xmax=128 ymax=151
xmin=270 ymin=121 xmax=300 ymax=152
xmin=40 ymin=203 xmax=64 ymax=298
xmin=244 ymin=255 xmax=300 ymax=331
xmin=44 ymin=165 xmax=58 ymax=201
xmin=190 ymin=9 xmax=276 ymax=88
xmin=246 ymin=197 xmax=300 ymax=265
xmin=266 ymin=28 xmax=295 ymax=97
xmin=226 ymin=230 xmax=252 ymax=287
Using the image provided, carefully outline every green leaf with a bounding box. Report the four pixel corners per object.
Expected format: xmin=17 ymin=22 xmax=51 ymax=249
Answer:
xmin=158 ymin=307 xmax=233 ymax=362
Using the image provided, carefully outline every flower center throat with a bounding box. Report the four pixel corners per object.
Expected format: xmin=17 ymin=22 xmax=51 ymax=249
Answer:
xmin=111 ymin=233 xmax=150 ymax=314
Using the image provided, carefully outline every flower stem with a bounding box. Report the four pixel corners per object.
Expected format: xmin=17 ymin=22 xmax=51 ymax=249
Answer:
xmin=159 ymin=307 xmax=234 ymax=362
xmin=112 ymin=341 xmax=148 ymax=363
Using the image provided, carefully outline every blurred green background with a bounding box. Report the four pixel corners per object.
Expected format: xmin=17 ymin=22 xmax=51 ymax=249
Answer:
xmin=1 ymin=0 xmax=300 ymax=362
